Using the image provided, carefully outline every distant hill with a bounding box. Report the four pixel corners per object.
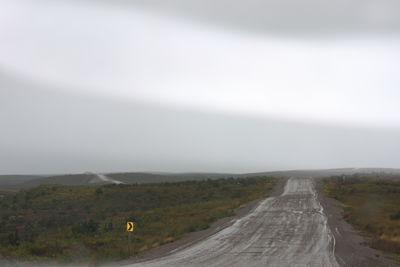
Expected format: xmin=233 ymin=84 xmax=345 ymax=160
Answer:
xmin=19 ymin=173 xmax=110 ymax=188
xmin=0 ymin=175 xmax=44 ymax=187
xmin=250 ymin=168 xmax=400 ymax=178
xmin=3 ymin=172 xmax=243 ymax=190
xmin=107 ymin=172 xmax=236 ymax=184
xmin=2 ymin=168 xmax=400 ymax=190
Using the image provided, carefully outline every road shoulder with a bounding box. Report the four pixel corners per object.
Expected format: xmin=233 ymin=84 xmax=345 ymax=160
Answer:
xmin=316 ymin=179 xmax=398 ymax=267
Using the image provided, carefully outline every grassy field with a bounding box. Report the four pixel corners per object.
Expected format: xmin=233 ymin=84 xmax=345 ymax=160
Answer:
xmin=0 ymin=176 xmax=277 ymax=264
xmin=323 ymin=173 xmax=400 ymax=258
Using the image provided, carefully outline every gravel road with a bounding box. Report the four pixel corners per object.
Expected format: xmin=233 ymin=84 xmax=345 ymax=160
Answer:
xmin=126 ymin=177 xmax=339 ymax=267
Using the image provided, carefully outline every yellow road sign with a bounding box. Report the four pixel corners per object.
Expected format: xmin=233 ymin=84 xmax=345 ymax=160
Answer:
xmin=126 ymin=221 xmax=135 ymax=232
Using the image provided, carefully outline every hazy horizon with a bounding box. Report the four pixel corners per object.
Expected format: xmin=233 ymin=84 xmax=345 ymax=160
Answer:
xmin=1 ymin=0 xmax=400 ymax=174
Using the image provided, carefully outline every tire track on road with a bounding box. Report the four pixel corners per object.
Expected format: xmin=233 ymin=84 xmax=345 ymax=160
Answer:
xmin=127 ymin=177 xmax=339 ymax=267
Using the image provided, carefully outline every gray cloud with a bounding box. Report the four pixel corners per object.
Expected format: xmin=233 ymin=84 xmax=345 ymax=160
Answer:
xmin=123 ymin=0 xmax=400 ymax=36
xmin=1 ymin=71 xmax=399 ymax=174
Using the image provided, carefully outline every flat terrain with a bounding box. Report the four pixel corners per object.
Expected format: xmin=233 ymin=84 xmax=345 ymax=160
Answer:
xmin=0 ymin=176 xmax=277 ymax=265
xmin=2 ymin=171 xmax=400 ymax=266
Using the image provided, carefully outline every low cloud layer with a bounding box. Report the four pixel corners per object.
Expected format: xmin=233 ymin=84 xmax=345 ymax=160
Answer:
xmin=1 ymin=72 xmax=399 ymax=174
xmin=129 ymin=0 xmax=400 ymax=36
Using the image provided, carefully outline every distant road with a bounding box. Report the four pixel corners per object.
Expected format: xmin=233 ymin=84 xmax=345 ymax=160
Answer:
xmin=93 ymin=173 xmax=124 ymax=185
xmin=127 ymin=177 xmax=339 ymax=267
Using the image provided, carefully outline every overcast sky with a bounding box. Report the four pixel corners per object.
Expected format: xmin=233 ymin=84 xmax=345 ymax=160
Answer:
xmin=1 ymin=0 xmax=400 ymax=174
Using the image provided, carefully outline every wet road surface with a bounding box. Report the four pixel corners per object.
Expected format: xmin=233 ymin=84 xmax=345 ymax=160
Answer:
xmin=127 ymin=177 xmax=339 ymax=267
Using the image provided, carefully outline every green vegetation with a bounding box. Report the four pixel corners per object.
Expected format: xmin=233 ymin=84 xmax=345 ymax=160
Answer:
xmin=324 ymin=174 xmax=400 ymax=257
xmin=0 ymin=176 xmax=277 ymax=264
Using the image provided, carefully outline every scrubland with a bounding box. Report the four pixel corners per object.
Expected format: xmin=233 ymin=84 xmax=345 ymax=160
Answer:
xmin=0 ymin=176 xmax=277 ymax=264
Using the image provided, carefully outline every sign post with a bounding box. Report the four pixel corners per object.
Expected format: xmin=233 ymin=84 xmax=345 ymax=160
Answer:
xmin=126 ymin=222 xmax=135 ymax=255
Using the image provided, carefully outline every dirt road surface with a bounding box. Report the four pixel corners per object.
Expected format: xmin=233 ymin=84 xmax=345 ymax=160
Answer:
xmin=126 ymin=177 xmax=339 ymax=267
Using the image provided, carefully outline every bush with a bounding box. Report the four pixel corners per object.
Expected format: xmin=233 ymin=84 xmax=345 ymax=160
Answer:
xmin=0 ymin=176 xmax=278 ymax=263
xmin=72 ymin=219 xmax=99 ymax=235
xmin=390 ymin=211 xmax=400 ymax=220
xmin=7 ymin=231 xmax=20 ymax=246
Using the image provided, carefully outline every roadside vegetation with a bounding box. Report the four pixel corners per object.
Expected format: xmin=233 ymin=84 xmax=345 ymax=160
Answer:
xmin=323 ymin=173 xmax=400 ymax=259
xmin=0 ymin=176 xmax=277 ymax=264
